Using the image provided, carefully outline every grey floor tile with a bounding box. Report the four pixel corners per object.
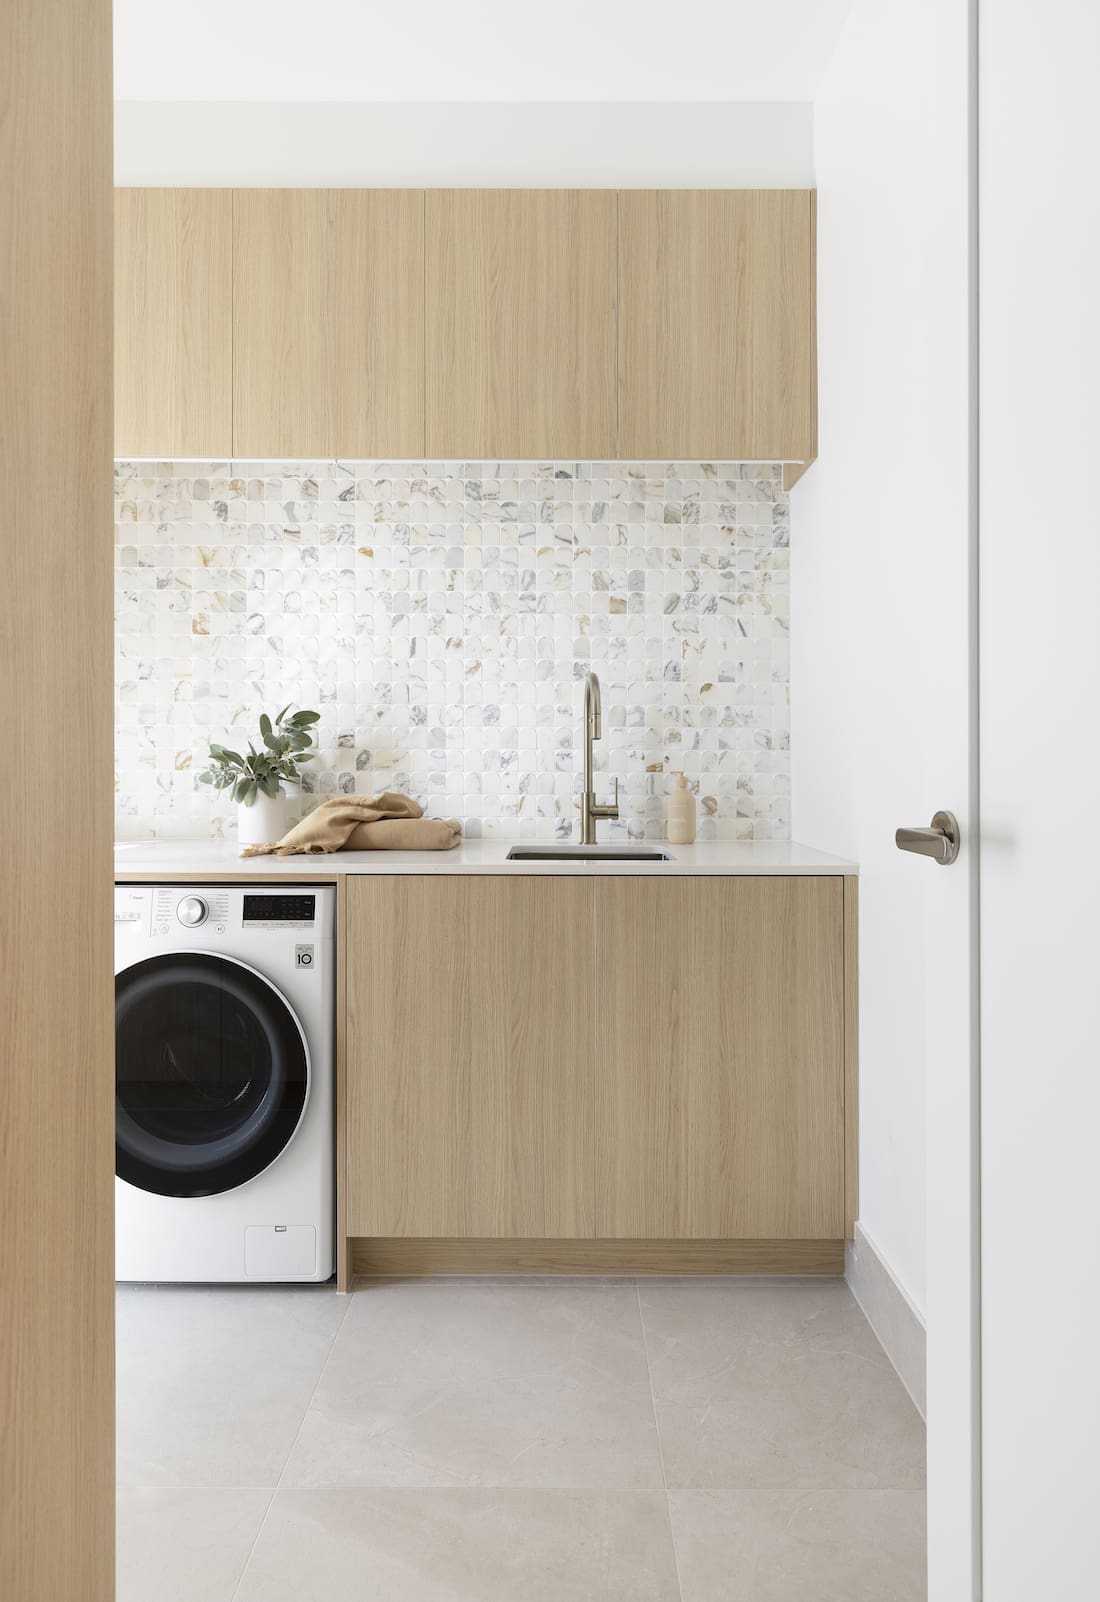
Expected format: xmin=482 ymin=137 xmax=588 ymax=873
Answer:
xmin=668 ymin=1488 xmax=927 ymax=1601
xmin=640 ymin=1281 xmax=926 ymax=1490
xmin=116 ymin=1487 xmax=270 ymax=1602
xmin=235 ymin=1489 xmax=682 ymax=1602
xmin=116 ymin=1286 xmax=348 ymax=1488
xmin=282 ymin=1279 xmax=664 ymax=1489
xmin=321 ymin=1277 xmax=652 ymax=1386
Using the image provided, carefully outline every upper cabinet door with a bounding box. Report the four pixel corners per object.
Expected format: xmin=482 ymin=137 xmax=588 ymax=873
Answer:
xmin=619 ymin=190 xmax=816 ymax=462
xmin=115 ymin=189 xmax=232 ymax=458
xmin=426 ymin=190 xmax=617 ymax=459
xmin=233 ymin=189 xmax=424 ymax=459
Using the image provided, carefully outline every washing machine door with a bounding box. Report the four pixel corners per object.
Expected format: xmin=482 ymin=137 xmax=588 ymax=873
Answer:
xmin=115 ymin=952 xmax=309 ymax=1198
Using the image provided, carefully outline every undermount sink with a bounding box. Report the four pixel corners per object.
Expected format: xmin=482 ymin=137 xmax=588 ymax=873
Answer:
xmin=506 ymin=844 xmax=674 ymax=862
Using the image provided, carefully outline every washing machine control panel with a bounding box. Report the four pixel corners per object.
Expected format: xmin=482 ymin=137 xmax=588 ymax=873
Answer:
xmin=153 ymin=888 xmax=230 ymax=936
xmin=242 ymin=893 xmax=317 ymax=927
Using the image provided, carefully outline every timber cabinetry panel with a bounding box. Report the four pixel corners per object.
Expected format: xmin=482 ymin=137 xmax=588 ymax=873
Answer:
xmin=115 ymin=188 xmax=232 ymax=456
xmin=4 ymin=0 xmax=114 ymax=1591
xmin=346 ymin=876 xmax=595 ymax=1237
xmin=233 ymin=189 xmax=424 ymax=458
xmin=594 ymin=876 xmax=844 ymax=1239
xmin=618 ymin=189 xmax=815 ymax=461
xmin=426 ymin=189 xmax=617 ymax=458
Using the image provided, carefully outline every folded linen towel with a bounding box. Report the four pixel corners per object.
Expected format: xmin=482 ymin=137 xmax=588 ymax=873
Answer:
xmin=239 ymin=792 xmax=462 ymax=858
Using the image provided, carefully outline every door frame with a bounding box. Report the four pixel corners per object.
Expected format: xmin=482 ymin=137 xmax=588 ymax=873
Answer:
xmin=925 ymin=1 xmax=983 ymax=1596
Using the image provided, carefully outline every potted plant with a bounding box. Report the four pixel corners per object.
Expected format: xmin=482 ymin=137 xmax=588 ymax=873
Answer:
xmin=199 ymin=706 xmax=321 ymax=846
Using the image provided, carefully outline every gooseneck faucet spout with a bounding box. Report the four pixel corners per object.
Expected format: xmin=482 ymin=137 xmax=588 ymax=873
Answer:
xmin=580 ymin=671 xmax=620 ymax=845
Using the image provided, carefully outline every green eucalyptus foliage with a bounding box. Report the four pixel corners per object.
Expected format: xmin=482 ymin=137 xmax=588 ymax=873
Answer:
xmin=198 ymin=705 xmax=321 ymax=806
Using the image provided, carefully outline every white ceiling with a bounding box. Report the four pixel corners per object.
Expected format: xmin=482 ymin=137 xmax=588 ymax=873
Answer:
xmin=113 ymin=0 xmax=854 ymax=103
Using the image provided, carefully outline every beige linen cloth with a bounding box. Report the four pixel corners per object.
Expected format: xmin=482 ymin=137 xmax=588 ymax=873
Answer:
xmin=240 ymin=792 xmax=461 ymax=858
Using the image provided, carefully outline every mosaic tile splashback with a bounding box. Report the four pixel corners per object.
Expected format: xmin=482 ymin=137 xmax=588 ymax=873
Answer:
xmin=115 ymin=461 xmax=791 ymax=842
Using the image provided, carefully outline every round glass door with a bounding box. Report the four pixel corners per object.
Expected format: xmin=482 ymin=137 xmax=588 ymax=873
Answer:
xmin=115 ymin=952 xmax=309 ymax=1198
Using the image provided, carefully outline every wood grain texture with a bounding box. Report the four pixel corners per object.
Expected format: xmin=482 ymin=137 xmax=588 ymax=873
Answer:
xmin=351 ymin=1238 xmax=844 ymax=1277
xmin=781 ymin=191 xmax=819 ymax=489
xmin=595 ymin=877 xmax=845 ymax=1240
xmin=618 ymin=189 xmax=815 ymax=460
xmin=844 ymin=874 xmax=860 ymax=1237
xmin=346 ymin=876 xmax=595 ymax=1237
xmin=426 ymin=189 xmax=617 ymax=457
xmin=0 ymin=0 xmax=115 ymax=1595
xmin=233 ymin=189 xmax=424 ymax=457
xmin=114 ymin=189 xmax=232 ymax=457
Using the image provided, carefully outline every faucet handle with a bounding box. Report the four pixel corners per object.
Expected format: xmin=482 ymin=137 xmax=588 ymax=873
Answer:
xmin=594 ymin=777 xmax=619 ymax=821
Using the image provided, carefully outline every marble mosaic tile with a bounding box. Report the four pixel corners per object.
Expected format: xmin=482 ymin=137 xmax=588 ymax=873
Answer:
xmin=114 ymin=462 xmax=790 ymax=843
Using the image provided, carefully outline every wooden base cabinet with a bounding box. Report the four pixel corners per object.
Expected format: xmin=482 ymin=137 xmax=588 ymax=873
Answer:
xmin=344 ymin=874 xmax=851 ymax=1254
xmin=345 ymin=876 xmax=595 ymax=1238
xmin=594 ymin=877 xmax=845 ymax=1239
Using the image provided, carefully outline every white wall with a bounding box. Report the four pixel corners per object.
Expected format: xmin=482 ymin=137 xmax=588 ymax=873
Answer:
xmin=114 ymin=101 xmax=814 ymax=187
xmin=979 ymin=3 xmax=1100 ymax=1594
xmin=792 ymin=0 xmax=972 ymax=1320
xmin=113 ymin=1 xmax=852 ymax=103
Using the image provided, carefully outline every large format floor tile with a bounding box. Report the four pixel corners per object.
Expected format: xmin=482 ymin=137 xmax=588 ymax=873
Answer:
xmin=116 ymin=1488 xmax=270 ymax=1602
xmin=282 ymin=1280 xmax=663 ymax=1489
xmin=640 ymin=1281 xmax=926 ymax=1490
xmin=116 ymin=1286 xmax=348 ymax=1488
xmin=668 ymin=1489 xmax=927 ymax=1602
xmin=234 ymin=1489 xmax=682 ymax=1602
xmin=116 ymin=1278 xmax=927 ymax=1599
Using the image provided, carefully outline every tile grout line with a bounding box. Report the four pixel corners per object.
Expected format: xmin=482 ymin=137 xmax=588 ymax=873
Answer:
xmin=637 ymin=1281 xmax=686 ymax=1602
xmin=224 ymin=1487 xmax=276 ymax=1602
xmin=228 ymin=1289 xmax=355 ymax=1602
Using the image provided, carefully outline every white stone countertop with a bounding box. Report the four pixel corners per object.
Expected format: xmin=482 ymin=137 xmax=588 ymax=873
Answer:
xmin=115 ymin=839 xmax=857 ymax=880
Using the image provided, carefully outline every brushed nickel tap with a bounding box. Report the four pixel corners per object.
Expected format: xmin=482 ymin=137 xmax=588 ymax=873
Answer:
xmin=580 ymin=671 xmax=619 ymax=845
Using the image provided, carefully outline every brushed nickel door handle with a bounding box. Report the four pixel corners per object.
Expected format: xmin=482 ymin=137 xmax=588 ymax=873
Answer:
xmin=895 ymin=810 xmax=961 ymax=866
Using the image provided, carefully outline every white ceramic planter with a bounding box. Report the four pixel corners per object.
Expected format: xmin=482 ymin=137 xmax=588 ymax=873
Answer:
xmin=236 ymin=787 xmax=294 ymax=847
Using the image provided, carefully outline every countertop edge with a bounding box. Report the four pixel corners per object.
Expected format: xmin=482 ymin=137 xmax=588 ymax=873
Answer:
xmin=114 ymin=841 xmax=859 ymax=880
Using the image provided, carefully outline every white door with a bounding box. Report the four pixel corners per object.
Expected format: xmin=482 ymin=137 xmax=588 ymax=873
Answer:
xmin=793 ymin=4 xmax=981 ymax=1592
xmin=979 ymin=2 xmax=1100 ymax=1595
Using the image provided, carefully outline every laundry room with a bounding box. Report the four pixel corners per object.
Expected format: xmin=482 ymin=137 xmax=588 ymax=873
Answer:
xmin=5 ymin=4 xmax=1099 ymax=1601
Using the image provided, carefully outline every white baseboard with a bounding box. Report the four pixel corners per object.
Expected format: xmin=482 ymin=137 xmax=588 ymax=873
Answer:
xmin=845 ymin=1223 xmax=926 ymax=1419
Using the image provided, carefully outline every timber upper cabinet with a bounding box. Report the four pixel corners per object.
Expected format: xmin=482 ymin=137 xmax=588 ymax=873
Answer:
xmin=618 ymin=190 xmax=817 ymax=463
xmin=425 ymin=190 xmax=617 ymax=459
xmin=115 ymin=187 xmax=815 ymax=463
xmin=344 ymin=874 xmax=852 ymax=1248
xmin=233 ymin=189 xmax=424 ymax=458
xmin=115 ymin=189 xmax=233 ymax=458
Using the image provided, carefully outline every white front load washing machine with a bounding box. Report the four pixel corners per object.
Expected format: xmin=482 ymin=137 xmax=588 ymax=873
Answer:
xmin=114 ymin=883 xmax=335 ymax=1283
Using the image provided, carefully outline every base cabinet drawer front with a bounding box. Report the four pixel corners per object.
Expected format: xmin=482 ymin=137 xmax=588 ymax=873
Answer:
xmin=345 ymin=875 xmax=595 ymax=1238
xmin=594 ymin=876 xmax=845 ymax=1240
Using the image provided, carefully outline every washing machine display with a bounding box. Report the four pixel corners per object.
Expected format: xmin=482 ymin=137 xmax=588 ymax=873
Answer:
xmin=115 ymin=953 xmax=309 ymax=1199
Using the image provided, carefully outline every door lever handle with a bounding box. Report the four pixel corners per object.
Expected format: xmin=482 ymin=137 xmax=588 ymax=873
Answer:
xmin=895 ymin=810 xmax=961 ymax=866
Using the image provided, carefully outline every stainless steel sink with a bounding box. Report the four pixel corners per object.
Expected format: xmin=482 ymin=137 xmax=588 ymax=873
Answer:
xmin=506 ymin=844 xmax=673 ymax=862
